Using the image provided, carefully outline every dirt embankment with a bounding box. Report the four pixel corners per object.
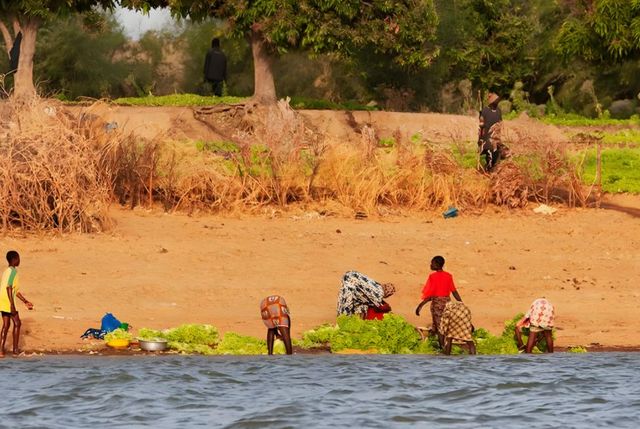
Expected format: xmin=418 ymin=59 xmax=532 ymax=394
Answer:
xmin=1 ymin=199 xmax=639 ymax=353
xmin=67 ymin=104 xmax=569 ymax=146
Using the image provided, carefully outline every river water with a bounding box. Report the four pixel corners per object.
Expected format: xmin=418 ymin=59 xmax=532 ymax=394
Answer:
xmin=1 ymin=353 xmax=638 ymax=428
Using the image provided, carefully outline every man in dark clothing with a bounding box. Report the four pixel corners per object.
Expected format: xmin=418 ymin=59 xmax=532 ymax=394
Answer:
xmin=203 ymin=38 xmax=227 ymax=97
xmin=478 ymin=92 xmax=503 ymax=171
xmin=9 ymin=32 xmax=22 ymax=73
xmin=2 ymin=32 xmax=21 ymax=95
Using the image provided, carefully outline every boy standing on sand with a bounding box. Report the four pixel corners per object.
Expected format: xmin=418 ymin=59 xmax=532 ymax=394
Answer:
xmin=415 ymin=256 xmax=464 ymax=342
xmin=0 ymin=251 xmax=34 ymax=357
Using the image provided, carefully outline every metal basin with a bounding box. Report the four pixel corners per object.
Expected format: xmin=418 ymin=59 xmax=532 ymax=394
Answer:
xmin=138 ymin=339 xmax=168 ymax=352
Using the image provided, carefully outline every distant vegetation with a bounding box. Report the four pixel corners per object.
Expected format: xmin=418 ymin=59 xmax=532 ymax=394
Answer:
xmin=1 ymin=1 xmax=639 ymax=117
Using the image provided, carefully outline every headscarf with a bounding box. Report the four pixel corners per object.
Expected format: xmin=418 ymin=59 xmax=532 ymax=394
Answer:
xmin=382 ymin=283 xmax=396 ymax=298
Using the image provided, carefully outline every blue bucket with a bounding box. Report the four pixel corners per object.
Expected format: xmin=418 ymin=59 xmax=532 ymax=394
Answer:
xmin=443 ymin=206 xmax=458 ymax=218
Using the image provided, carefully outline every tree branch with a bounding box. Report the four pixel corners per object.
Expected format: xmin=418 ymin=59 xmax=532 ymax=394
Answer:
xmin=11 ymin=15 xmax=21 ymax=35
xmin=0 ymin=20 xmax=13 ymax=56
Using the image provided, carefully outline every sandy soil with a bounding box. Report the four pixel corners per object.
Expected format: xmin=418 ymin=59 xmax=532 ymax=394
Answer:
xmin=1 ymin=196 xmax=639 ymax=353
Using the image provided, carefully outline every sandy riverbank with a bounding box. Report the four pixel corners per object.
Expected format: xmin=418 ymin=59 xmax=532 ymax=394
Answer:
xmin=1 ymin=197 xmax=639 ymax=354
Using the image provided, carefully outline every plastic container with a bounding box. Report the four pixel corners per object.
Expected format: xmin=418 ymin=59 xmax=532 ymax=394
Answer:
xmin=106 ymin=339 xmax=130 ymax=349
xmin=443 ymin=206 xmax=458 ymax=218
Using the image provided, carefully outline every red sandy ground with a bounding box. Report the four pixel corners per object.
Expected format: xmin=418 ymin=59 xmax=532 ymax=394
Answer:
xmin=2 ymin=105 xmax=637 ymax=354
xmin=1 ymin=196 xmax=639 ymax=353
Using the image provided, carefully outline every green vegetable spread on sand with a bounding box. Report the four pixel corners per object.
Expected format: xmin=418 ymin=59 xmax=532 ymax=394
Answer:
xmin=134 ymin=314 xmax=564 ymax=356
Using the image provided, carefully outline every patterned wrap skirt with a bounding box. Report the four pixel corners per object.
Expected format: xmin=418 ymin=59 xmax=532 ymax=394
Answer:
xmin=260 ymin=295 xmax=291 ymax=329
xmin=438 ymin=301 xmax=473 ymax=342
xmin=430 ymin=296 xmax=451 ymax=333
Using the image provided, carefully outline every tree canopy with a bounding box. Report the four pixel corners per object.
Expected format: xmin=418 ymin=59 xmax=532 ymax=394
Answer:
xmin=556 ymin=0 xmax=640 ymax=61
xmin=119 ymin=0 xmax=440 ymax=101
xmin=0 ymin=0 xmax=119 ymax=97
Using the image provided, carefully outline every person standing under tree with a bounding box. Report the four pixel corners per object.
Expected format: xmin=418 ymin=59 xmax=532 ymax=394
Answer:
xmin=203 ymin=38 xmax=227 ymax=97
xmin=478 ymin=92 xmax=503 ymax=171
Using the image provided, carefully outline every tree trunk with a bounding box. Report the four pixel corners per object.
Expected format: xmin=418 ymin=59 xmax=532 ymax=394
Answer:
xmin=0 ymin=21 xmax=13 ymax=56
xmin=13 ymin=17 xmax=38 ymax=100
xmin=250 ymin=29 xmax=277 ymax=104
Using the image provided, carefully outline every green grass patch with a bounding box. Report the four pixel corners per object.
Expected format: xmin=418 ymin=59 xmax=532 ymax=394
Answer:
xmin=289 ymin=96 xmax=376 ymax=111
xmin=113 ymin=93 xmax=247 ymax=107
xmin=451 ymin=142 xmax=478 ymax=169
xmin=195 ymin=140 xmax=239 ymax=153
xmin=111 ymin=94 xmax=374 ymax=110
xmin=540 ymin=113 xmax=640 ymax=127
xmin=600 ymin=129 xmax=640 ymax=146
xmin=581 ymin=147 xmax=640 ymax=193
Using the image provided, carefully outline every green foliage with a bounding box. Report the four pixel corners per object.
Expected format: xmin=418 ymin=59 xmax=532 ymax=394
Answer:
xmin=556 ymin=0 xmax=640 ymax=62
xmin=137 ymin=324 xmax=219 ymax=354
xmin=378 ymin=137 xmax=395 ymax=148
xmin=581 ymin=147 xmax=640 ymax=193
xmin=195 ymin=140 xmax=239 ymax=153
xmin=299 ymin=324 xmax=339 ymax=349
xmin=413 ymin=334 xmax=440 ymax=355
xmin=35 ymin=14 xmax=131 ymax=99
xmin=113 ymin=94 xmax=247 ymax=106
xmin=137 ymin=328 xmax=164 ymax=341
xmin=289 ymin=96 xmax=375 ymax=111
xmin=215 ymin=332 xmax=280 ymax=355
xmin=331 ymin=314 xmax=422 ymax=354
xmin=104 ymin=328 xmax=133 ymax=342
xmin=541 ymin=114 xmax=640 ymax=126
xmin=469 ymin=314 xmax=524 ymax=355
xmin=298 ymin=313 xmax=530 ymax=355
xmin=163 ymin=324 xmax=219 ymax=345
xmin=502 ymin=312 xmax=525 ymax=338
xmin=568 ymin=346 xmax=588 ymax=353
xmin=451 ymin=0 xmax=542 ymax=93
xmin=600 ymin=129 xmax=640 ymax=145
xmin=0 ymin=0 xmax=116 ymax=20
xmin=127 ymin=0 xmax=440 ymax=67
xmin=451 ymin=142 xmax=479 ymax=169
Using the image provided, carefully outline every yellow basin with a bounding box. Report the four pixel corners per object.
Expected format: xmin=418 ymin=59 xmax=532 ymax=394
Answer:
xmin=106 ymin=338 xmax=130 ymax=349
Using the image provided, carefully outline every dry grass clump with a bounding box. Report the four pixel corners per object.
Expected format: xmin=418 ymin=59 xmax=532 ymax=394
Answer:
xmin=0 ymin=99 xmax=113 ymax=232
xmin=318 ymin=143 xmax=488 ymax=214
xmin=491 ymin=133 xmax=585 ymax=208
xmin=164 ymin=99 xmax=327 ymax=213
xmin=0 ymin=97 xmax=587 ymax=234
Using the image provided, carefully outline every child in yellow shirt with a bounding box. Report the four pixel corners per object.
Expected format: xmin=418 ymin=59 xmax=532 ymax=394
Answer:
xmin=1 ymin=251 xmax=34 ymax=357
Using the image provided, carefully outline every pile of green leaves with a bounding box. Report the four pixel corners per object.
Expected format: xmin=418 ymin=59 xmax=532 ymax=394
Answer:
xmin=472 ymin=318 xmax=521 ymax=355
xmin=137 ymin=324 xmax=219 ymax=355
xmin=214 ymin=332 xmax=285 ymax=355
xmin=297 ymin=324 xmax=339 ymax=349
xmin=104 ymin=328 xmax=133 ymax=342
xmin=215 ymin=333 xmax=267 ymax=355
xmin=330 ymin=314 xmax=423 ymax=354
xmin=298 ymin=313 xmax=552 ymax=355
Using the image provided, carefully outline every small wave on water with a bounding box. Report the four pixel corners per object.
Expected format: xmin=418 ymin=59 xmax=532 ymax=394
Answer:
xmin=1 ymin=353 xmax=639 ymax=428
